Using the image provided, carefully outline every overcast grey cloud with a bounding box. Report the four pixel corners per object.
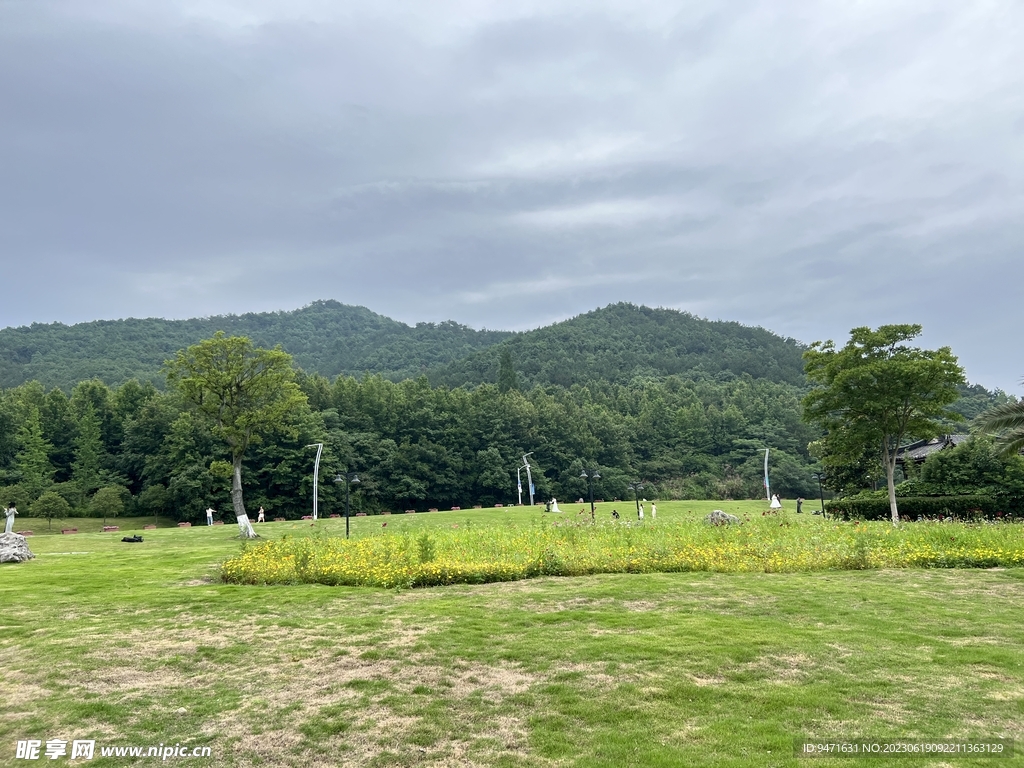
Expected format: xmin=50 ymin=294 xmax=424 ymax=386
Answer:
xmin=1 ymin=0 xmax=1022 ymax=390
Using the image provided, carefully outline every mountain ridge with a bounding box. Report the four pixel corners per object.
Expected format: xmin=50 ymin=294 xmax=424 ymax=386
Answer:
xmin=1 ymin=300 xmax=807 ymax=391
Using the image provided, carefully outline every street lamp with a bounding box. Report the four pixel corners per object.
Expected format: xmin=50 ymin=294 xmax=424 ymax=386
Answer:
xmin=517 ymin=452 xmax=535 ymax=506
xmin=334 ymin=472 xmax=360 ymax=539
xmin=305 ymin=443 xmax=324 ymax=520
xmin=627 ymin=481 xmax=643 ymax=518
xmin=522 ymin=453 xmax=535 ymax=506
xmin=580 ymin=468 xmax=600 ymax=522
xmin=812 ymin=471 xmax=826 ymax=518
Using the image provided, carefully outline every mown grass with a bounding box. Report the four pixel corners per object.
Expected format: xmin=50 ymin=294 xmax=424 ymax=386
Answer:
xmin=2 ymin=502 xmax=1023 ymax=767
xmin=8 ymin=515 xmax=181 ymax=535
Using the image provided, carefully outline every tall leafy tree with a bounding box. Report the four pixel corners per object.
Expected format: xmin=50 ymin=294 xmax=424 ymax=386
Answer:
xmin=15 ymin=405 xmax=55 ymax=498
xmin=72 ymin=403 xmax=105 ymax=495
xmin=497 ymin=348 xmax=519 ymax=393
xmin=41 ymin=387 xmax=77 ymax=482
xmin=165 ymin=333 xmax=307 ymax=528
xmin=803 ymin=325 xmax=964 ymax=524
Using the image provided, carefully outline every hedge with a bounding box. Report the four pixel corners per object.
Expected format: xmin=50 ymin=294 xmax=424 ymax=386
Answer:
xmin=826 ymin=495 xmax=1023 ymax=522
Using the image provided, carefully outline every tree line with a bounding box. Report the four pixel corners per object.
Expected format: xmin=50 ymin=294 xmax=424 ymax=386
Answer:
xmin=1 ymin=344 xmax=826 ymax=523
xmin=1 ymin=324 xmax=1013 ymax=525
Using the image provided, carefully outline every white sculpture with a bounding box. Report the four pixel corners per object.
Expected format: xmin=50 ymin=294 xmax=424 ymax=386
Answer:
xmin=4 ymin=504 xmax=16 ymax=534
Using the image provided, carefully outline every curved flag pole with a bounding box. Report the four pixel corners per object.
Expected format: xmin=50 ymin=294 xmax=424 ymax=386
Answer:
xmin=764 ymin=447 xmax=771 ymax=502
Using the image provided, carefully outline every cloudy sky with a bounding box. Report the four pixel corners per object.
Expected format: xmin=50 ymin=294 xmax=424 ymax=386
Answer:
xmin=2 ymin=0 xmax=1022 ymax=391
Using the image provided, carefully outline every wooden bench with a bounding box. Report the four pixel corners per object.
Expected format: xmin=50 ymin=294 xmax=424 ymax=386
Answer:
xmin=329 ymin=514 xmax=341 ymax=518
xmin=102 ymin=526 xmax=119 ymax=532
xmin=405 ymin=510 xmax=416 ymax=514
xmin=143 ymin=525 xmax=157 ymax=530
xmin=274 ymin=517 xmax=286 ymax=522
xmin=301 ymin=515 xmax=313 ymax=520
xmin=212 ymin=521 xmax=225 ymax=525
xmin=382 ymin=510 xmax=392 ymax=515
xmin=61 ymin=528 xmax=78 ymax=534
xmin=450 ymin=506 xmax=461 ymax=511
xmin=177 ymin=522 xmax=191 ymax=528
xmin=16 ymin=531 xmax=33 ymax=536
xmin=355 ymin=512 xmax=367 ymax=516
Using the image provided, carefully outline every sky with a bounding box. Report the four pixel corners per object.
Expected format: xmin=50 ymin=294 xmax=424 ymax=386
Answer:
xmin=2 ymin=0 xmax=1022 ymax=392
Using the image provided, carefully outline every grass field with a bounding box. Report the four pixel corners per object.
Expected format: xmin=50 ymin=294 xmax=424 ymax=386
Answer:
xmin=3 ymin=501 xmax=1024 ymax=767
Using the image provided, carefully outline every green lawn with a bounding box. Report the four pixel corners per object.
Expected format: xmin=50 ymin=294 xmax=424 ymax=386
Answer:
xmin=9 ymin=516 xmax=181 ymax=535
xmin=2 ymin=503 xmax=1023 ymax=767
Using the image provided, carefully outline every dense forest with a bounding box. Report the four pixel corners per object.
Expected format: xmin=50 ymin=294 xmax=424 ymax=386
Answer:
xmin=0 ymin=303 xmax=1011 ymax=522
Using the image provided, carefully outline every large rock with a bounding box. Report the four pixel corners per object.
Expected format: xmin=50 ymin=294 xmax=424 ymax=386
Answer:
xmin=0 ymin=532 xmax=35 ymax=563
xmin=705 ymin=510 xmax=741 ymax=526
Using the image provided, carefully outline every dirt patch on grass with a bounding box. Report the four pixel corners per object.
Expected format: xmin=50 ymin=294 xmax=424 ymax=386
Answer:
xmin=739 ymin=653 xmax=813 ymax=683
xmin=530 ymin=596 xmax=618 ymax=613
xmin=688 ymin=673 xmax=726 ymax=687
xmin=194 ymin=655 xmax=539 ymax=767
xmin=78 ymin=669 xmax=196 ymax=696
xmin=4 ymin=681 xmax=52 ymax=717
xmin=622 ymin=600 xmax=659 ymax=612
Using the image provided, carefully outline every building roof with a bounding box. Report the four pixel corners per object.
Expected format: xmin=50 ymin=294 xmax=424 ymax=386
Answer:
xmin=895 ymin=434 xmax=969 ymax=465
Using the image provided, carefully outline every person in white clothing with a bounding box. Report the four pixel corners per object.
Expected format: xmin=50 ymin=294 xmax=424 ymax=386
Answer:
xmin=651 ymin=503 xmax=657 ymax=520
xmin=638 ymin=503 xmax=644 ymax=520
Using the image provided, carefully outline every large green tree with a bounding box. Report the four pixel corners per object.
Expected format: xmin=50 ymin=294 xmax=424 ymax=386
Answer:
xmin=803 ymin=325 xmax=964 ymax=524
xmin=165 ymin=333 xmax=307 ymax=530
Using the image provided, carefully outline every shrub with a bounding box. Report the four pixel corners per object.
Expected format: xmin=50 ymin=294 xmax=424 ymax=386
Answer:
xmin=827 ymin=495 xmax=1023 ymax=521
xmin=90 ymin=485 xmax=126 ymax=524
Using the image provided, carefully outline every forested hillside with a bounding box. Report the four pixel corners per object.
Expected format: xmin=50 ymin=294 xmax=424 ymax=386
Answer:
xmin=431 ymin=304 xmax=808 ymax=389
xmin=0 ymin=301 xmax=806 ymax=392
xmin=0 ymin=300 xmax=511 ymax=391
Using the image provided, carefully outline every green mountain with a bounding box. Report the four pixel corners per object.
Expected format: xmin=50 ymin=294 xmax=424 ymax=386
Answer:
xmin=431 ymin=303 xmax=808 ymax=389
xmin=0 ymin=301 xmax=808 ymax=392
xmin=0 ymin=301 xmax=511 ymax=391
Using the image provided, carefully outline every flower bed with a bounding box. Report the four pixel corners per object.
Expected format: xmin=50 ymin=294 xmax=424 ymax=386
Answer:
xmin=221 ymin=519 xmax=1024 ymax=589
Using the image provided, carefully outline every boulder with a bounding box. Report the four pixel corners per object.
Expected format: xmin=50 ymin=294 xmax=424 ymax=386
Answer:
xmin=705 ymin=510 xmax=741 ymax=526
xmin=0 ymin=532 xmax=35 ymax=563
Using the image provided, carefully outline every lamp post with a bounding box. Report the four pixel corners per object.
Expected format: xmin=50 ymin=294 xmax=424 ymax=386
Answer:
xmin=522 ymin=453 xmax=535 ymax=506
xmin=334 ymin=472 xmax=360 ymax=539
xmin=580 ymin=468 xmax=600 ymax=522
xmin=627 ymin=481 xmax=643 ymax=518
xmin=813 ymin=471 xmax=826 ymax=518
xmin=305 ymin=443 xmax=324 ymax=520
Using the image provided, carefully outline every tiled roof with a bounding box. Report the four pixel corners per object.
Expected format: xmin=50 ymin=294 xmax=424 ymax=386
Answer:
xmin=895 ymin=434 xmax=969 ymax=464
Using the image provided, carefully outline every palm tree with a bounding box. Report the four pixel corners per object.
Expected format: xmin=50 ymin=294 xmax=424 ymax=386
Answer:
xmin=976 ymin=386 xmax=1024 ymax=456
